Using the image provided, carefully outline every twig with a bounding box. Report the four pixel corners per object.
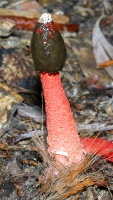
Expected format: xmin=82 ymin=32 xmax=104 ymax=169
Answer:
xmin=0 ymin=8 xmax=69 ymax=24
xmin=77 ymin=122 xmax=113 ymax=133
xmin=0 ymin=143 xmax=39 ymax=152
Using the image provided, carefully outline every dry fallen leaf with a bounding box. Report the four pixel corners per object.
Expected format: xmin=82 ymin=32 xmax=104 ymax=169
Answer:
xmin=75 ymin=6 xmax=94 ymax=17
xmin=92 ymin=15 xmax=113 ymax=79
xmin=76 ymin=47 xmax=111 ymax=83
xmin=0 ymin=19 xmax=15 ymax=37
xmin=0 ymin=83 xmax=23 ymax=135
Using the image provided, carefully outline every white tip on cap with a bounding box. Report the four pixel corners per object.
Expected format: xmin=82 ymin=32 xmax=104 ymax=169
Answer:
xmin=38 ymin=13 xmax=52 ymax=24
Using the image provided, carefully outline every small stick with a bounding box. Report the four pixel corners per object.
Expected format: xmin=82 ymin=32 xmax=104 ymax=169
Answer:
xmin=77 ymin=122 xmax=113 ymax=133
xmin=0 ymin=8 xmax=69 ymax=24
xmin=0 ymin=143 xmax=39 ymax=152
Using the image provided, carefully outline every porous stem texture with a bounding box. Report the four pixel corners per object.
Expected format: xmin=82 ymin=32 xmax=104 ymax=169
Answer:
xmin=40 ymin=72 xmax=85 ymax=166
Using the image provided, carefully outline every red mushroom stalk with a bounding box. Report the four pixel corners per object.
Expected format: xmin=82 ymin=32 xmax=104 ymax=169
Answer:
xmin=31 ymin=13 xmax=85 ymax=166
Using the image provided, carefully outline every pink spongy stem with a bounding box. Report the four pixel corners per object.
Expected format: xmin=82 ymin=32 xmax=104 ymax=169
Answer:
xmin=81 ymin=137 xmax=113 ymax=162
xmin=40 ymin=72 xmax=85 ymax=166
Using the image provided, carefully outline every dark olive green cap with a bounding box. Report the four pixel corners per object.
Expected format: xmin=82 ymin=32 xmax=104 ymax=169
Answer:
xmin=31 ymin=13 xmax=67 ymax=72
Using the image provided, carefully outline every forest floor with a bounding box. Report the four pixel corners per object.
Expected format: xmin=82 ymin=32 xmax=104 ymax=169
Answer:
xmin=0 ymin=0 xmax=113 ymax=199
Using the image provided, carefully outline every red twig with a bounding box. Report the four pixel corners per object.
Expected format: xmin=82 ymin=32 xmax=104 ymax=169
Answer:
xmin=81 ymin=137 xmax=113 ymax=162
xmin=2 ymin=16 xmax=79 ymax=32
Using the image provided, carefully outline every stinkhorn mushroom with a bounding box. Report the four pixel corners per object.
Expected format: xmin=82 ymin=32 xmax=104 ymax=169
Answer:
xmin=31 ymin=13 xmax=113 ymax=166
xmin=31 ymin=13 xmax=85 ymax=166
